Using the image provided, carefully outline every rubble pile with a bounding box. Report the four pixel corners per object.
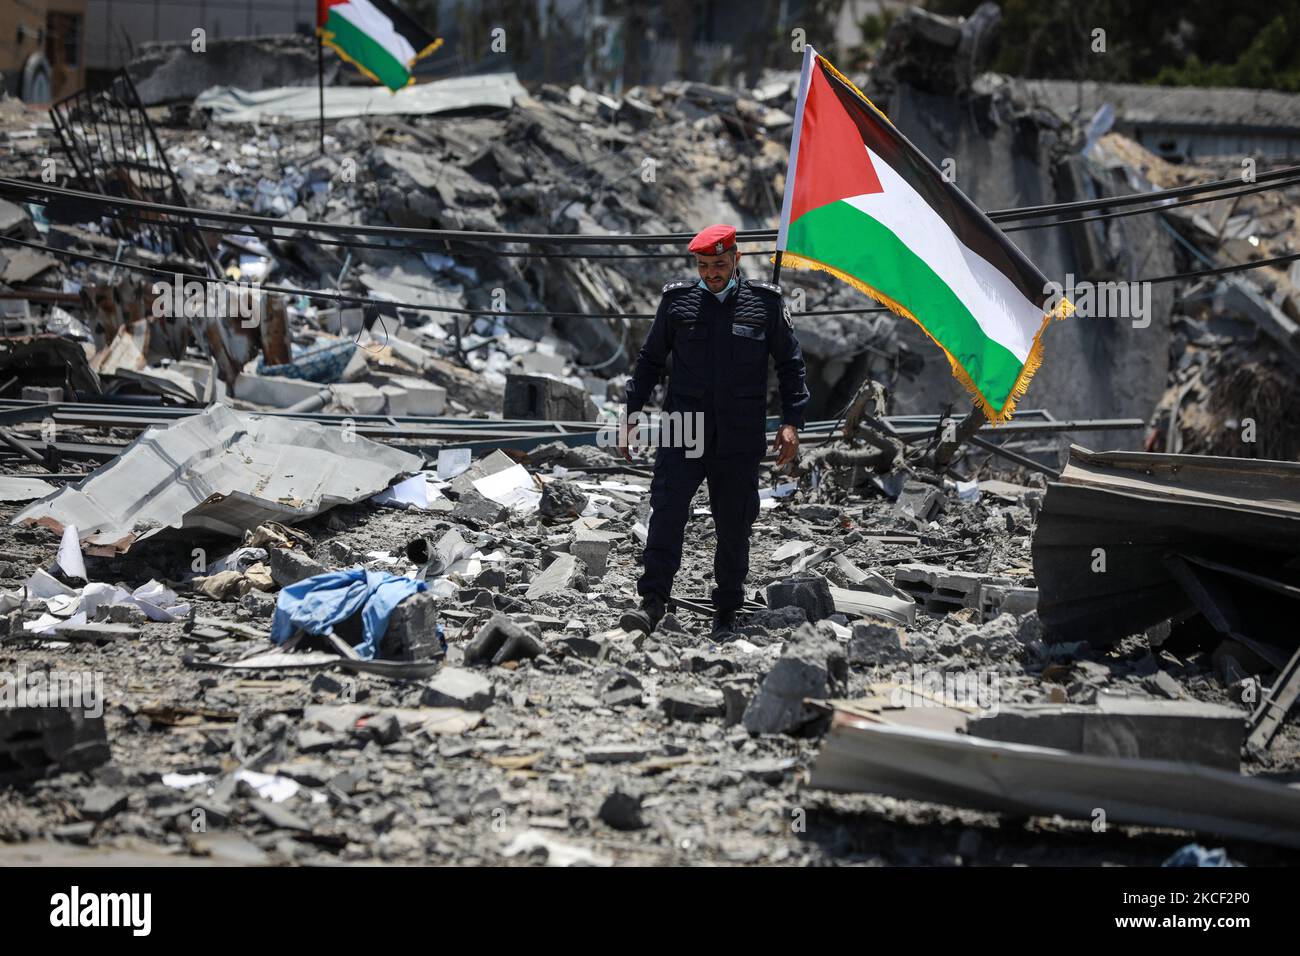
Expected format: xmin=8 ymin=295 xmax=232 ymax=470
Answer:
xmin=0 ymin=17 xmax=1299 ymax=867
xmin=0 ymin=395 xmax=1295 ymax=865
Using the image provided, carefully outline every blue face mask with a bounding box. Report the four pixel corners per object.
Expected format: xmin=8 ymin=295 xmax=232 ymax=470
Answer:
xmin=698 ymin=276 xmax=736 ymax=300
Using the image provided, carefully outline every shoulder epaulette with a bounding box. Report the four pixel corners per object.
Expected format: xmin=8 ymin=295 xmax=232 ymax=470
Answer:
xmin=662 ymin=279 xmax=695 ymax=295
xmin=747 ymin=279 xmax=783 ymax=296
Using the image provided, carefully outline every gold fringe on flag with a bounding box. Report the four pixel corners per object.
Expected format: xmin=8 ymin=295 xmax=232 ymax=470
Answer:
xmin=774 ymin=251 xmax=1073 ymax=424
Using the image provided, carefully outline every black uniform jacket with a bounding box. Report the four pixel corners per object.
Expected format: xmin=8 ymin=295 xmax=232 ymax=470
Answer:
xmin=625 ymin=276 xmax=810 ymax=457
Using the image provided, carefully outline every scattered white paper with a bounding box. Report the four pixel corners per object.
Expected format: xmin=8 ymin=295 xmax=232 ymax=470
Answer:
xmin=597 ymin=480 xmax=647 ymax=494
xmin=759 ymin=481 xmax=798 ymax=499
xmin=162 ymin=772 xmax=214 ymax=789
xmin=372 ymin=473 xmax=429 ymax=509
xmin=25 ymin=569 xmax=75 ymax=601
xmin=426 ymin=577 xmax=458 ymax=599
xmin=473 ymin=463 xmax=533 ymax=502
xmin=234 ymin=769 xmax=300 ymax=803
xmin=57 ymin=525 xmax=87 ymax=580
xmin=436 ymin=448 xmax=472 ymax=479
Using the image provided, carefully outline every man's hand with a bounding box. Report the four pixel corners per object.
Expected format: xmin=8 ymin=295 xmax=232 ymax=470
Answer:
xmin=618 ymin=414 xmax=639 ymax=463
xmin=772 ymin=424 xmax=800 ymax=467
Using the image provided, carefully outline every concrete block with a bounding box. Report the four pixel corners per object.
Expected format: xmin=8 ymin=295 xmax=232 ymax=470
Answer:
xmin=980 ymin=584 xmax=1038 ymax=621
xmin=896 ymin=480 xmax=943 ymax=521
xmin=894 ymin=564 xmax=995 ymax=614
xmin=0 ymin=706 xmax=110 ymax=784
xmin=381 ymin=376 xmax=447 ymax=416
xmin=526 ymin=553 xmax=586 ymax=599
xmin=847 ymin=621 xmax=908 ymax=665
xmin=379 ymin=590 xmax=441 ymax=662
xmin=421 ymin=667 xmax=495 ymax=710
xmin=269 ymin=547 xmax=324 ymax=589
xmin=465 ymin=613 xmax=541 ymax=666
xmin=764 ymin=572 xmax=835 ymax=622
xmin=233 ymin=372 xmax=322 ymax=407
xmin=660 ymin=685 xmax=726 ymax=721
xmin=330 ymin=382 xmax=386 ymax=414
xmin=570 ymin=530 xmax=612 ymax=577
xmin=503 ymin=372 xmax=597 ymax=422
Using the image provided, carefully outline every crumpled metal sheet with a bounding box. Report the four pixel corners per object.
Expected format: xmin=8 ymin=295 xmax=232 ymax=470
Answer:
xmin=12 ymin=404 xmax=422 ymax=555
xmin=809 ymin=711 xmax=1300 ymax=850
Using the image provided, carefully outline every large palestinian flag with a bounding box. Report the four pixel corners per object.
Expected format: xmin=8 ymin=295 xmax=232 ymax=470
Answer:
xmin=317 ymin=0 xmax=442 ymax=91
xmin=776 ymin=47 xmax=1072 ymax=422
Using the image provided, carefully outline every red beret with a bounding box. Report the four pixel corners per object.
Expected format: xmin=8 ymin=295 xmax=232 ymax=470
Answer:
xmin=688 ymin=223 xmax=737 ymax=255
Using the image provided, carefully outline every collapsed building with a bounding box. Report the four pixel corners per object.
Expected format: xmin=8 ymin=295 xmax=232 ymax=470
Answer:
xmin=0 ymin=8 xmax=1298 ymax=866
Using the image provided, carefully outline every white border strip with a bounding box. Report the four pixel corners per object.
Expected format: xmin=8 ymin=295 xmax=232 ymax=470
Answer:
xmin=775 ymin=44 xmax=816 ymax=253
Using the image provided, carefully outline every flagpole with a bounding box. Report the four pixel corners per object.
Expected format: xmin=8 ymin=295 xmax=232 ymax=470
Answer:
xmin=773 ymin=43 xmax=815 ymax=286
xmin=316 ymin=29 xmax=326 ymax=155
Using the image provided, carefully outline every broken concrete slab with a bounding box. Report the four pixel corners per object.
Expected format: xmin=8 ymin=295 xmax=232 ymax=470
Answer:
xmin=421 ymin=668 xmax=496 ymax=711
xmin=539 ymin=480 xmax=589 ymax=521
xmin=269 ymin=547 xmax=324 ymax=589
xmin=13 ymin=404 xmax=421 ymax=555
xmin=847 ymin=621 xmax=908 ymax=666
xmin=233 ymin=371 xmax=323 ymax=407
xmin=503 ymin=372 xmax=598 ymax=422
xmin=660 ymin=685 xmax=726 ymax=721
xmin=570 ymin=530 xmax=612 ymax=576
xmin=526 ymin=553 xmax=586 ymax=600
xmin=452 ymin=489 xmax=509 ymax=528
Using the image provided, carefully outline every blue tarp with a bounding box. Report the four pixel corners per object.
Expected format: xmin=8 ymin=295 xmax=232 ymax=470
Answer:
xmin=270 ymin=568 xmax=427 ymax=660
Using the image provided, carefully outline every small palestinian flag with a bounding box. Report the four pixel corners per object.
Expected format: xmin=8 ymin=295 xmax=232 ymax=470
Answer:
xmin=775 ymin=47 xmax=1072 ymax=422
xmin=317 ymin=0 xmax=442 ymax=91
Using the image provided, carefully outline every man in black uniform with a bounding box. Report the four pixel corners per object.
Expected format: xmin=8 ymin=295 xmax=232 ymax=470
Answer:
xmin=618 ymin=224 xmax=810 ymax=636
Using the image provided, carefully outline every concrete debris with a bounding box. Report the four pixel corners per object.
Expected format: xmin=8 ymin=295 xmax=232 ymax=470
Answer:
xmin=0 ymin=20 xmax=1297 ymax=869
xmin=421 ymin=668 xmax=496 ymax=711
xmin=742 ymin=625 xmax=847 ymax=736
xmin=539 ymin=480 xmax=589 ymax=521
xmin=526 ymin=553 xmax=587 ymax=599
xmin=0 ymin=706 xmax=111 ymax=785
xmin=764 ymin=573 xmax=835 ymax=623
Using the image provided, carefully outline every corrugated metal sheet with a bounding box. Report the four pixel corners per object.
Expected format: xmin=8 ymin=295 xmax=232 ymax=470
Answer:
xmin=12 ymin=404 xmax=422 ymax=555
xmin=1032 ymin=445 xmax=1300 ymax=652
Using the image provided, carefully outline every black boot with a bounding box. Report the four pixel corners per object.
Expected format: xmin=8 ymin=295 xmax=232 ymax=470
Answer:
xmin=711 ymin=609 xmax=737 ymax=635
xmin=620 ymin=594 xmax=666 ymax=635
